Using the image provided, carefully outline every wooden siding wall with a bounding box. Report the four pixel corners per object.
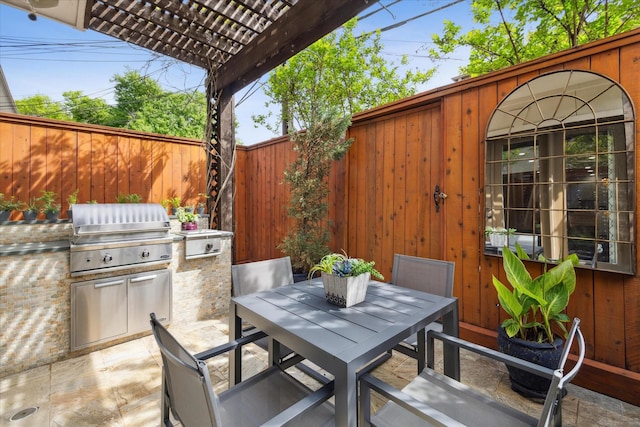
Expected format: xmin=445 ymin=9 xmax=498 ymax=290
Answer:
xmin=234 ymin=29 xmax=640 ymax=404
xmin=0 ymin=114 xmax=207 ymax=218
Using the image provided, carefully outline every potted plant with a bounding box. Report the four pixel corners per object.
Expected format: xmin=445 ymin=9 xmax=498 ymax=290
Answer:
xmin=308 ymin=252 xmax=383 ymax=308
xmin=0 ymin=193 xmax=21 ymax=221
xmin=197 ymin=192 xmax=209 ymax=215
xmin=22 ymin=198 xmax=40 ymax=220
xmin=162 ymin=196 xmax=181 ymax=215
xmin=37 ymin=190 xmax=61 ymax=220
xmin=176 ymin=207 xmax=199 ymax=230
xmin=116 ymin=193 xmax=142 ymax=203
xmin=67 ymin=189 xmax=79 ymax=220
xmin=492 ymin=244 xmax=579 ymax=398
xmin=485 ymin=227 xmax=516 ymax=248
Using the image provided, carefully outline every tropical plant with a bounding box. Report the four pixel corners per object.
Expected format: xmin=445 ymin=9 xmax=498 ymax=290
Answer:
xmin=308 ymin=252 xmax=383 ymax=281
xmin=492 ymin=244 xmax=579 ymax=344
xmin=175 ymin=207 xmax=199 ymax=223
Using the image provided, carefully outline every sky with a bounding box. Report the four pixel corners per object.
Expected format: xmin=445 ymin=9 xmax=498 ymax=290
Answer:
xmin=0 ymin=0 xmax=473 ymax=145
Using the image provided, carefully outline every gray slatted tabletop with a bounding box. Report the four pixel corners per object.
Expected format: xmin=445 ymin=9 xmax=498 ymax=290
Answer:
xmin=229 ymin=279 xmax=459 ymax=427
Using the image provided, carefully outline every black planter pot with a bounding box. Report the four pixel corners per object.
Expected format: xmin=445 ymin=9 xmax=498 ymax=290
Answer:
xmin=497 ymin=327 xmax=564 ymax=399
xmin=0 ymin=210 xmax=10 ymax=221
xmin=22 ymin=210 xmax=38 ymax=221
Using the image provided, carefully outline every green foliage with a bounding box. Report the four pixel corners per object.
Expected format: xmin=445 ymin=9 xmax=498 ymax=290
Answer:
xmin=175 ymin=207 xmax=199 ymax=223
xmin=16 ymin=70 xmax=206 ymax=139
xmin=430 ymin=0 xmax=640 ymax=76
xmin=278 ymin=107 xmax=353 ymax=272
xmin=254 ymin=18 xmax=433 ymax=133
xmin=162 ymin=196 xmax=181 ymax=209
xmin=63 ymin=91 xmax=114 ymax=125
xmin=67 ymin=189 xmax=79 ymax=207
xmin=308 ymin=251 xmax=384 ymax=280
xmin=116 ymin=193 xmax=143 ymax=203
xmin=0 ymin=193 xmax=21 ymax=211
xmin=35 ymin=190 xmax=60 ymax=213
xmin=492 ymin=244 xmax=579 ymax=343
xmin=16 ymin=94 xmax=71 ymax=120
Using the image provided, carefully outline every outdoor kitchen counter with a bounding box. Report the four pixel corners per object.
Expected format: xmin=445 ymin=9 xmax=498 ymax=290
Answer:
xmin=0 ymin=240 xmax=70 ymax=255
xmin=0 ymin=218 xmax=234 ymax=378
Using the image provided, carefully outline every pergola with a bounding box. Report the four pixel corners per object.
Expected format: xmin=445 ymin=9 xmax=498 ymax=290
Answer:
xmin=1 ymin=0 xmax=372 ymax=230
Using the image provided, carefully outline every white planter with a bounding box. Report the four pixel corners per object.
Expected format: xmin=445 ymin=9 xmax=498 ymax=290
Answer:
xmin=321 ymin=272 xmax=370 ymax=308
xmin=489 ymin=233 xmax=508 ymax=248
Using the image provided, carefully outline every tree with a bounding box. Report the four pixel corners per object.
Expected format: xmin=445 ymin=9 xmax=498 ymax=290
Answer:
xmin=280 ymin=107 xmax=353 ymax=272
xmin=261 ymin=18 xmax=433 ymax=272
xmin=63 ymin=91 xmax=114 ymax=126
xmin=255 ymin=18 xmax=434 ymax=134
xmin=110 ymin=69 xmax=164 ymax=128
xmin=430 ymin=0 xmax=640 ymax=76
xmin=16 ymin=94 xmax=70 ymax=120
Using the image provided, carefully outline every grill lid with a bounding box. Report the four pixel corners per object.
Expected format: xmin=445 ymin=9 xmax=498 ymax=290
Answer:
xmin=71 ymin=203 xmax=170 ymax=245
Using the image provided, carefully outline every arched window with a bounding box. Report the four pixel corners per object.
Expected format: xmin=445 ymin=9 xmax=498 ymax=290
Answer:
xmin=485 ymin=70 xmax=635 ymax=273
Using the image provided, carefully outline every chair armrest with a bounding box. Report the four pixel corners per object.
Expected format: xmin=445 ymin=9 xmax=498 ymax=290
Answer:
xmin=360 ymin=373 xmax=465 ymax=427
xmin=427 ymin=330 xmax=554 ymax=379
xmin=194 ymin=330 xmax=268 ymax=360
xmin=259 ymin=380 xmax=334 ymax=426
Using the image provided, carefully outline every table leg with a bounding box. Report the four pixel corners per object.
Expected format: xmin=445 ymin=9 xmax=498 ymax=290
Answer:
xmin=442 ymin=299 xmax=460 ymax=380
xmin=229 ymin=301 xmax=242 ymax=386
xmin=417 ymin=328 xmax=426 ymax=373
xmin=334 ymin=364 xmax=358 ymax=427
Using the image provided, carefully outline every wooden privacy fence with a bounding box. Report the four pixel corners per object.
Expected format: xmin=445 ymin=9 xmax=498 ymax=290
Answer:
xmin=0 ymin=113 xmax=207 ymax=219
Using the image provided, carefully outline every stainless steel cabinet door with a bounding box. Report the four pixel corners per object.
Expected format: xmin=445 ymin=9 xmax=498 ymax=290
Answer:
xmin=127 ymin=270 xmax=172 ymax=334
xmin=71 ymin=278 xmax=128 ymax=350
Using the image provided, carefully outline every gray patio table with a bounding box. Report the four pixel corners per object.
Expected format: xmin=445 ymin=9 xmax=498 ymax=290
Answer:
xmin=229 ymin=278 xmax=459 ymax=427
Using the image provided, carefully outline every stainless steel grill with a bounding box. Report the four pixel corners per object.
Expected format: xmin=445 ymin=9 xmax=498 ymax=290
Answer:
xmin=70 ymin=203 xmax=172 ymax=276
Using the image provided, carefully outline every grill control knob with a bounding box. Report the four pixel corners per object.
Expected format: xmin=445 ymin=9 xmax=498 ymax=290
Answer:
xmin=102 ymin=254 xmax=113 ymax=264
xmin=205 ymin=243 xmax=214 ymax=252
xmin=141 ymin=250 xmax=150 ymax=259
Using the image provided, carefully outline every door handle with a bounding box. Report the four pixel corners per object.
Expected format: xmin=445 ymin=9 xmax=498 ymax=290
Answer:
xmin=434 ymin=185 xmax=447 ymax=212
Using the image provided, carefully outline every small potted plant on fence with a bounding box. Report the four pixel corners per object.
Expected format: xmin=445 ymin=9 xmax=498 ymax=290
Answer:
xmin=492 ymin=243 xmax=579 ymax=398
xmin=38 ymin=190 xmax=61 ymax=220
xmin=175 ymin=206 xmax=199 ymax=231
xmin=308 ymin=252 xmax=384 ymax=308
xmin=0 ymin=193 xmax=21 ymax=221
xmin=67 ymin=189 xmax=79 ymax=220
xmin=161 ymin=196 xmax=181 ymax=215
xmin=22 ymin=198 xmax=40 ymax=220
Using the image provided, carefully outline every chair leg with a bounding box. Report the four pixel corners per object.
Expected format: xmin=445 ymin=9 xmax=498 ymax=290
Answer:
xmin=161 ymin=369 xmax=174 ymax=427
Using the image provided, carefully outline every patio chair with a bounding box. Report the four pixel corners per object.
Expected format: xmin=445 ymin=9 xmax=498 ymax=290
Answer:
xmin=360 ymin=317 xmax=585 ymax=427
xmin=391 ymin=254 xmax=455 ymax=369
xmin=232 ymin=257 xmax=330 ymax=382
xmin=149 ymin=313 xmax=335 ymax=427
xmin=231 ymin=256 xmax=294 ymax=297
